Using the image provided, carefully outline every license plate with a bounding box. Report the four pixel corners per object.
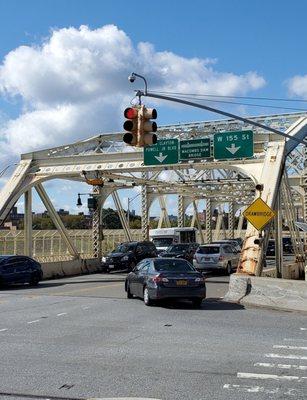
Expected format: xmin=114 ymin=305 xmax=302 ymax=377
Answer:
xmin=109 ymin=265 xmax=114 ymax=269
xmin=176 ymin=279 xmax=188 ymax=286
xmin=202 ymin=257 xmax=211 ymax=262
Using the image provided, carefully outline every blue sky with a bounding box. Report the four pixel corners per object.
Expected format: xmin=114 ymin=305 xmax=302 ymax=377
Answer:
xmin=0 ymin=0 xmax=307 ymax=217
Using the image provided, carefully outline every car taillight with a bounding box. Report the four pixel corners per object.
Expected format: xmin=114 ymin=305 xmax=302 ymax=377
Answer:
xmin=151 ymin=275 xmax=169 ymax=283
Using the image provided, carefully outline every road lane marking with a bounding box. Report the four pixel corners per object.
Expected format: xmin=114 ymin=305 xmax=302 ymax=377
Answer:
xmin=0 ymin=329 xmax=8 ymax=332
xmin=265 ymin=353 xmax=307 ymax=360
xmin=273 ymin=345 xmax=307 ymax=350
xmin=223 ymin=384 xmax=303 ymax=396
xmin=254 ymin=362 xmax=307 ymax=371
xmin=223 ymin=384 xmax=278 ymax=394
xmin=27 ymin=320 xmax=40 ymax=324
xmin=300 ymin=327 xmax=307 ymax=331
xmin=284 ymin=338 xmax=307 ymax=342
xmin=57 ymin=313 xmax=67 ymax=316
xmin=53 ymin=282 xmax=123 ymax=296
xmin=237 ymin=372 xmax=306 ymax=382
xmin=265 ymin=351 xmax=307 ymax=360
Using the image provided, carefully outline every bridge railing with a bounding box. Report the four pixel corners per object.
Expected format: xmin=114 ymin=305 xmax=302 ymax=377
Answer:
xmin=0 ymin=229 xmax=144 ymax=262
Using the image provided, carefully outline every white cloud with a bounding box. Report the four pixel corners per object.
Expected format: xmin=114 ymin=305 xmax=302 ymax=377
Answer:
xmin=0 ymin=24 xmax=266 ymax=166
xmin=286 ymin=75 xmax=307 ymax=98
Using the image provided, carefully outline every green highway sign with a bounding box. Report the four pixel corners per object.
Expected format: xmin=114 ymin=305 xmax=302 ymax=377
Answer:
xmin=179 ymin=138 xmax=211 ymax=160
xmin=144 ymin=139 xmax=179 ymax=166
xmin=213 ymin=130 xmax=254 ymax=160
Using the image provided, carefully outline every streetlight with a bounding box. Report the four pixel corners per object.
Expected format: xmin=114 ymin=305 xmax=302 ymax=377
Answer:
xmin=76 ymin=193 xmax=97 ymax=211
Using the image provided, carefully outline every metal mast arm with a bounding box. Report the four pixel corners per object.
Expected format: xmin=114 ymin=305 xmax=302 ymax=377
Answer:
xmin=140 ymin=91 xmax=307 ymax=146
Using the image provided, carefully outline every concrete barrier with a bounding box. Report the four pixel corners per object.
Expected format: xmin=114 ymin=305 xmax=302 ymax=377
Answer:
xmin=261 ymin=263 xmax=301 ymax=279
xmin=225 ymin=274 xmax=307 ymax=312
xmin=41 ymin=258 xmax=100 ymax=279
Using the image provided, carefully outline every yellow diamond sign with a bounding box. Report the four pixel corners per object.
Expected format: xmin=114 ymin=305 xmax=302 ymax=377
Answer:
xmin=243 ymin=197 xmax=276 ymax=231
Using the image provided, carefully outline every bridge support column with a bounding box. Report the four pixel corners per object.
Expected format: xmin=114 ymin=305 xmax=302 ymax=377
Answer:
xmin=237 ymin=209 xmax=245 ymax=238
xmin=192 ymin=200 xmax=205 ymax=243
xmin=36 ymin=183 xmax=79 ymax=259
xmin=228 ymin=202 xmax=234 ymax=239
xmin=141 ymin=172 xmax=149 ymax=240
xmin=178 ymin=195 xmax=184 ymax=228
xmin=92 ymin=186 xmax=103 ymax=259
xmin=112 ymin=191 xmax=133 ymax=242
xmin=24 ymin=189 xmax=32 ymax=257
xmin=274 ymin=192 xmax=283 ymax=278
xmin=158 ymin=196 xmax=171 ymax=228
xmin=206 ymin=199 xmax=212 ymax=243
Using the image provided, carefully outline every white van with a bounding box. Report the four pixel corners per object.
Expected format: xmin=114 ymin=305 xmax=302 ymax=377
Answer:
xmin=149 ymin=227 xmax=197 ymax=253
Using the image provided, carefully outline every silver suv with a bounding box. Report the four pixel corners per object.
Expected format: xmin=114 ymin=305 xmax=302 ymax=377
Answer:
xmin=193 ymin=244 xmax=240 ymax=275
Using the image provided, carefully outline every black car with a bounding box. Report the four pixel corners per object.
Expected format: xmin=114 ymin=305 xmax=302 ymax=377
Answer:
xmin=266 ymin=238 xmax=295 ymax=257
xmin=125 ymin=258 xmax=206 ymax=307
xmin=0 ymin=255 xmax=43 ymax=286
xmin=158 ymin=243 xmax=198 ymax=262
xmin=101 ymin=241 xmax=157 ymax=273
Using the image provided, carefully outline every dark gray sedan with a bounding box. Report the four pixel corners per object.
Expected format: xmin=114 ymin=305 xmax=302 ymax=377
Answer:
xmin=125 ymin=258 xmax=206 ymax=307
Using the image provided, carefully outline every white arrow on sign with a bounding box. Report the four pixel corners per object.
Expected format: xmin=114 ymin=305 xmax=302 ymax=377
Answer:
xmin=226 ymin=143 xmax=241 ymax=155
xmin=154 ymin=152 xmax=168 ymax=163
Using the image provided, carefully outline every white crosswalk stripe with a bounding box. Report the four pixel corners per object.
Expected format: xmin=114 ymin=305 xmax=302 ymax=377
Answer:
xmin=254 ymin=362 xmax=307 ymax=371
xmin=223 ymin=328 xmax=307 ymax=397
xmin=237 ymin=372 xmax=306 ymax=382
xmin=273 ymin=345 xmax=307 ymax=351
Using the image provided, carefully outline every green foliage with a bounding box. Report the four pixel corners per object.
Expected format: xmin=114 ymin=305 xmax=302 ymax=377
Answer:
xmin=101 ymin=208 xmax=121 ymax=229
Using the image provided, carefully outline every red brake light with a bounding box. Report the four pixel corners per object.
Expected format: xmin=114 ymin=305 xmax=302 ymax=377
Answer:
xmin=152 ymin=274 xmax=169 ymax=283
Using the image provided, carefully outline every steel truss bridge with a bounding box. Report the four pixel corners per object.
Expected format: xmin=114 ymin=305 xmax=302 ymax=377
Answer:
xmin=1 ymin=112 xmax=307 ymax=276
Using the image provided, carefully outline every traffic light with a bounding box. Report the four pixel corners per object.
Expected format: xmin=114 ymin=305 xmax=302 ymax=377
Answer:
xmin=123 ymin=107 xmax=139 ymax=146
xmin=142 ymin=106 xmax=158 ymax=146
xmin=123 ymin=105 xmax=158 ymax=147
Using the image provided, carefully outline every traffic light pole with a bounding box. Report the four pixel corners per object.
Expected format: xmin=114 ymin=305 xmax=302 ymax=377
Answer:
xmin=138 ymin=90 xmax=307 ymax=146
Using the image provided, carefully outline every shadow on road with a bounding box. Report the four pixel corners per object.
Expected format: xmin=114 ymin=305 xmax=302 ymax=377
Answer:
xmin=0 ymin=278 xmax=126 ymax=291
xmin=160 ymin=298 xmax=244 ymax=311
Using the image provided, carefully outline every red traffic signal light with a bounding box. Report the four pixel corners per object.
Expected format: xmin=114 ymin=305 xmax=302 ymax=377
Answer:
xmin=123 ymin=105 xmax=158 ymax=147
xmin=123 ymin=107 xmax=139 ymax=146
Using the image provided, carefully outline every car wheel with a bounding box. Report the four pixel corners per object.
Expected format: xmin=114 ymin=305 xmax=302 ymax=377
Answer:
xmin=29 ymin=273 xmax=40 ymax=286
xmin=192 ymin=298 xmax=203 ymax=308
xmin=226 ymin=262 xmax=232 ymax=276
xmin=126 ymin=282 xmax=133 ymax=299
xmin=143 ymin=286 xmax=152 ymax=306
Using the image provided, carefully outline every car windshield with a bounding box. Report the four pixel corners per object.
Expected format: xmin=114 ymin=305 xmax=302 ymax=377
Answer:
xmin=154 ymin=259 xmax=194 ymax=272
xmin=152 ymin=238 xmax=173 ymax=247
xmin=197 ymin=246 xmax=220 ymax=254
xmin=112 ymin=243 xmax=136 ymax=253
xmin=165 ymin=244 xmax=189 ymax=252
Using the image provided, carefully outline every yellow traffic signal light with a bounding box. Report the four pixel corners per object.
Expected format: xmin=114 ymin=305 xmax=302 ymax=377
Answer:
xmin=123 ymin=105 xmax=158 ymax=147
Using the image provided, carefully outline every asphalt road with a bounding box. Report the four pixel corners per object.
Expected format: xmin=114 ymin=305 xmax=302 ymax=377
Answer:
xmin=0 ymin=273 xmax=306 ymax=400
